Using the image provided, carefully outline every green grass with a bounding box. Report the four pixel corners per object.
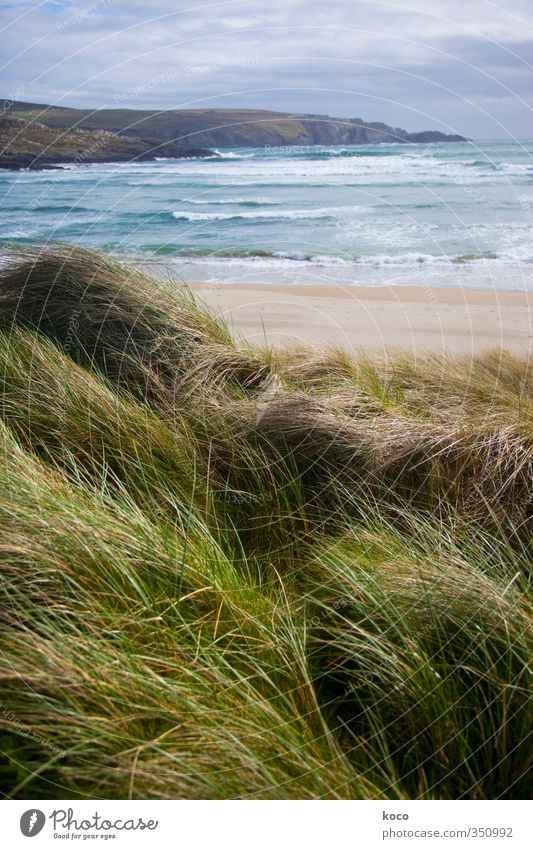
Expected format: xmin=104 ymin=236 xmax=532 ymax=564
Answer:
xmin=0 ymin=244 xmax=531 ymax=799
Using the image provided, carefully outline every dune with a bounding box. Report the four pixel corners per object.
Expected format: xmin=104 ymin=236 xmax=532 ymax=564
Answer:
xmin=0 ymin=245 xmax=531 ymax=800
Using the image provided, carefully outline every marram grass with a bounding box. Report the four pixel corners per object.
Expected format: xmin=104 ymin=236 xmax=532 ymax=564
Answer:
xmin=0 ymin=245 xmax=531 ymax=799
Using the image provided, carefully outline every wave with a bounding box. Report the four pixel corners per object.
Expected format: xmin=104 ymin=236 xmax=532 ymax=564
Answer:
xmin=372 ymin=202 xmax=438 ymax=210
xmin=211 ymin=149 xmax=256 ymax=159
xmin=279 ymin=147 xmax=402 ymax=159
xmin=461 ymin=160 xmax=533 ymax=175
xmin=181 ymin=197 xmax=281 ymax=207
xmin=494 ymin=162 xmax=533 ymax=175
xmin=171 ymin=207 xmax=352 ymax=222
xmin=33 ymin=204 xmax=95 ymax=213
xmin=133 ymin=247 xmax=533 ymax=267
xmin=465 ymin=159 xmax=498 ymax=169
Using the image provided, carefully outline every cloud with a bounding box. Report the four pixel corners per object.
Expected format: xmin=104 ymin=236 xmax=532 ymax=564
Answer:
xmin=1 ymin=0 xmax=532 ymax=137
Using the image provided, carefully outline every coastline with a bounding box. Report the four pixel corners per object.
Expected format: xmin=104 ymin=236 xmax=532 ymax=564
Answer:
xmin=182 ymin=281 xmax=533 ymax=354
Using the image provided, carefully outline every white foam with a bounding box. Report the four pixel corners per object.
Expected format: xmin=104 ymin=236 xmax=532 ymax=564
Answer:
xmin=172 ymin=206 xmax=356 ymax=222
xmin=212 ymin=149 xmax=256 ymax=159
xmin=182 ymin=197 xmax=279 ymax=205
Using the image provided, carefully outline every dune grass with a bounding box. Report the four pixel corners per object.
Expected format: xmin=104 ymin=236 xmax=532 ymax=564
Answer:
xmin=0 ymin=244 xmax=531 ymax=799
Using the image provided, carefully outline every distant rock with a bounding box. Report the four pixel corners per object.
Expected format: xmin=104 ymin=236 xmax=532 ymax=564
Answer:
xmin=404 ymin=130 xmax=467 ymax=143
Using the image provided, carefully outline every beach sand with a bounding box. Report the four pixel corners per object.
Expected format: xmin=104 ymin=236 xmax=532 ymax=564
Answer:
xmin=186 ymin=282 xmax=533 ymax=355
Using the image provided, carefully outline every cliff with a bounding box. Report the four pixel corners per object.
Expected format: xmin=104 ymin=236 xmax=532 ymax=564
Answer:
xmin=2 ymin=101 xmax=467 ymax=152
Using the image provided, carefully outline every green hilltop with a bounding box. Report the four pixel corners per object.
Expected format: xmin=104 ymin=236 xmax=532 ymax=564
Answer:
xmin=3 ymin=99 xmax=467 ymax=148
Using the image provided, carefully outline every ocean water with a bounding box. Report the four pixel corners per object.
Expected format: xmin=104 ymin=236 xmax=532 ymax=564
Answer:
xmin=1 ymin=139 xmax=533 ymax=290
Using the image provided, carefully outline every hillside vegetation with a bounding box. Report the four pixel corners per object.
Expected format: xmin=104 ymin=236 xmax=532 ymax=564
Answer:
xmin=0 ymin=114 xmax=214 ymax=170
xmin=0 ymin=245 xmax=530 ymax=800
xmin=3 ymin=100 xmax=467 ymax=147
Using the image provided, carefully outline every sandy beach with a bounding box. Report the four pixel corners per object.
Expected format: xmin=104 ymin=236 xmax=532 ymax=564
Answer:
xmin=187 ymin=282 xmax=533 ymax=354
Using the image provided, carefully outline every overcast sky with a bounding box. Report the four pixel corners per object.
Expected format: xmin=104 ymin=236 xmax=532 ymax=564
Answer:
xmin=1 ymin=0 xmax=532 ymax=138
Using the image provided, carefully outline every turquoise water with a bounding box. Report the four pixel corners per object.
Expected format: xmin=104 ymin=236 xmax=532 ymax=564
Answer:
xmin=1 ymin=139 xmax=533 ymax=289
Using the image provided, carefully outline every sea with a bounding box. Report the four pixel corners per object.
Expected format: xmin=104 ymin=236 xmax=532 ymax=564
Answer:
xmin=1 ymin=139 xmax=532 ymax=290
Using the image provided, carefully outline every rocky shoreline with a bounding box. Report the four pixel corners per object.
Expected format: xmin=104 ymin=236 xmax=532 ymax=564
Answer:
xmin=0 ymin=114 xmax=216 ymax=170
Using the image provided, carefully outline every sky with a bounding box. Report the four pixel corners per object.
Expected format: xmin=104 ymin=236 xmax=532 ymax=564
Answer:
xmin=1 ymin=0 xmax=532 ymax=138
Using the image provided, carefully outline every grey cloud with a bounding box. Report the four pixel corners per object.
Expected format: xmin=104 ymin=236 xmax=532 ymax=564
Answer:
xmin=1 ymin=0 xmax=532 ymax=138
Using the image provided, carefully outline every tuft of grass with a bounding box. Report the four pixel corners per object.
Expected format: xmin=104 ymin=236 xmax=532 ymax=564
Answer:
xmin=0 ymin=245 xmax=531 ymax=799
